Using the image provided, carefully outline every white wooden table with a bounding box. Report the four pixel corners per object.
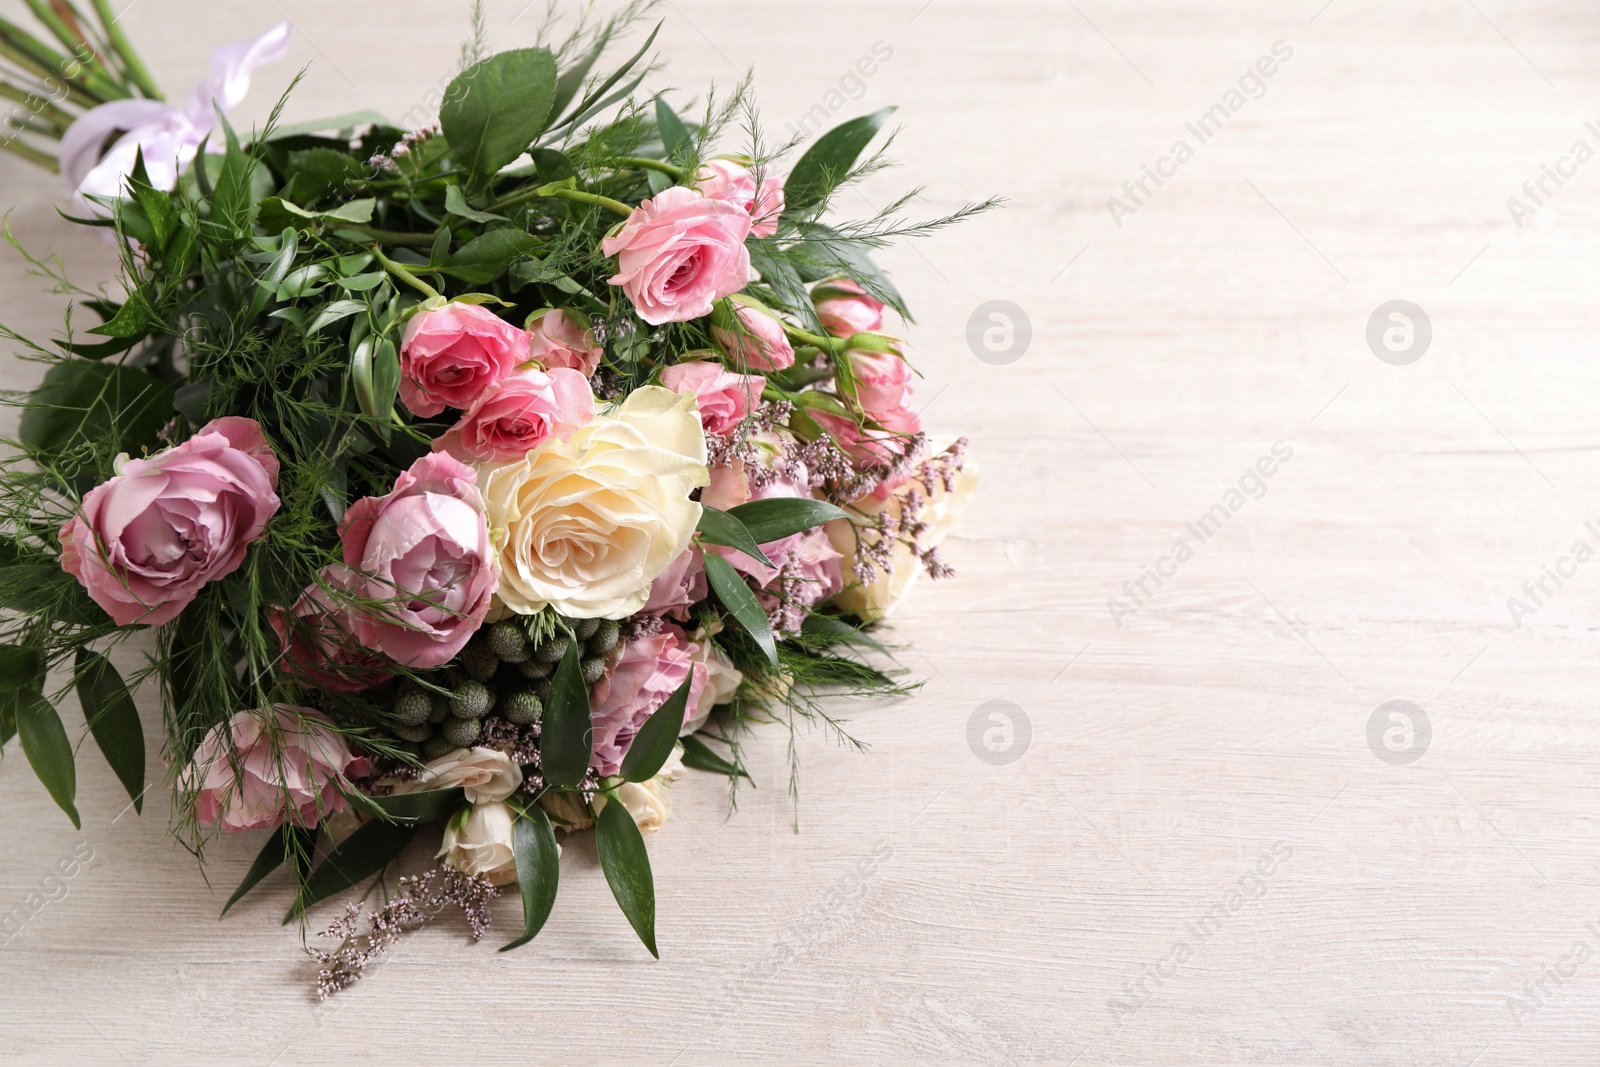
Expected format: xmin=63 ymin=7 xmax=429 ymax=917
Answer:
xmin=2 ymin=0 xmax=1596 ymax=1063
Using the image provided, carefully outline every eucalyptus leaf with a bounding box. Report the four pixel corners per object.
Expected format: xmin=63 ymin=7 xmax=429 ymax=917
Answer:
xmin=727 ymin=497 xmax=849 ymax=545
xmin=679 ymin=734 xmax=749 ymax=780
xmin=785 ymin=106 xmax=896 ymax=213
xmin=621 ymin=673 xmax=692 ymax=782
xmin=539 ymin=637 xmax=592 ymax=788
xmin=285 ymin=818 xmax=416 ymax=922
xmin=345 ymin=786 xmax=463 ymax=825
xmin=75 ymin=649 xmax=145 ymax=812
xmin=14 ymin=690 xmax=78 ymax=828
xmin=596 ymin=793 xmax=658 ymax=958
xmin=500 ymin=804 xmax=560 ymax=951
xmin=696 ymin=507 xmax=775 ymax=568
xmin=222 ymin=823 xmax=316 ymax=917
xmin=704 ymin=553 xmax=778 ymax=666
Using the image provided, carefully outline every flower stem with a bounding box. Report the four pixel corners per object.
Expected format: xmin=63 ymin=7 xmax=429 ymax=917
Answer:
xmin=0 ymin=133 xmax=60 ymax=172
xmin=339 ymin=223 xmax=437 ymax=248
xmin=373 ymin=246 xmax=441 ymax=300
xmin=522 ymin=183 xmax=634 ymax=218
xmin=614 ymin=156 xmax=682 ymax=179
xmin=0 ymin=81 xmax=74 ymax=132
xmin=781 ymin=321 xmax=843 ymax=354
xmin=87 ymin=0 xmax=161 ymax=100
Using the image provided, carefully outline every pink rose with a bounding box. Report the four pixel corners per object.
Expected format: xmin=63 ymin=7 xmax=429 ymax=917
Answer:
xmin=58 ymin=417 xmax=280 ymax=627
xmin=602 ymin=186 xmax=752 ymax=325
xmin=270 ymin=564 xmax=394 ymax=693
xmin=659 ymin=360 xmax=764 ymax=435
xmin=812 ymin=404 xmax=923 ymax=470
xmin=695 ymin=158 xmax=785 ymax=238
xmin=712 ymin=298 xmax=794 ymax=372
xmin=338 ymin=453 xmax=496 ymax=668
xmin=643 ymin=546 xmax=707 ymax=621
xmin=529 ymin=308 xmax=603 ymax=377
xmin=399 ymin=302 xmax=528 ymax=417
xmin=702 ymin=460 xmax=751 ymax=511
xmin=185 ymin=705 xmax=371 ymax=832
xmin=848 ymin=345 xmax=914 ymax=418
xmin=813 ymin=279 xmax=885 ymax=337
xmin=433 ymin=367 xmax=595 ymax=463
xmin=588 ymin=627 xmax=706 ymax=777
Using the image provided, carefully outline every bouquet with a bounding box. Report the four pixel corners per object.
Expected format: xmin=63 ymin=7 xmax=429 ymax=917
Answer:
xmin=0 ymin=2 xmax=987 ymax=991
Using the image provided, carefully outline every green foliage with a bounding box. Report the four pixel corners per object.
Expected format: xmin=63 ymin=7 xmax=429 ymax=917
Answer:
xmin=620 ymin=673 xmax=691 ymax=782
xmin=500 ymin=802 xmax=560 ymax=951
xmin=539 ymin=636 xmax=592 ymax=788
xmin=596 ymin=790 xmax=657 ymax=957
xmin=75 ymin=648 xmax=145 ymax=812
xmin=441 ymin=48 xmax=559 ymax=192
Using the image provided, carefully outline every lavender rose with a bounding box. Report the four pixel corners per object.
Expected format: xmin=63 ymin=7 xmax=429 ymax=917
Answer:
xmin=58 ymin=416 xmax=280 ymax=627
xmin=338 ymin=452 xmax=496 ymax=668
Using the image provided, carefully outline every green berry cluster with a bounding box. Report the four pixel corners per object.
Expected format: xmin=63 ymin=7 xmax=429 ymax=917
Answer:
xmin=387 ymin=614 xmax=622 ymax=756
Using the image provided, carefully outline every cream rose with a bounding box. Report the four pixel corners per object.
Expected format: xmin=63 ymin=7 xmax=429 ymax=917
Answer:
xmin=538 ymin=790 xmax=594 ymax=832
xmin=481 ymin=386 xmax=710 ymax=619
xmin=828 ymin=445 xmax=979 ymax=622
xmin=392 ymin=746 xmax=522 ymax=804
xmin=683 ymin=631 xmax=742 ymax=736
xmin=593 ymin=747 xmax=686 ymax=834
xmin=438 ymin=801 xmax=519 ymax=885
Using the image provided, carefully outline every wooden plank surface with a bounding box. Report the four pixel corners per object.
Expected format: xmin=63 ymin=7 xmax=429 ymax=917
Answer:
xmin=1 ymin=0 xmax=1597 ymax=1063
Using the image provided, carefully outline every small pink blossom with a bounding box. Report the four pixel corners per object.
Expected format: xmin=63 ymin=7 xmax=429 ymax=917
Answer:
xmin=602 ymin=186 xmax=752 ymax=325
xmin=659 ymin=360 xmax=764 ymax=435
xmin=813 ymin=279 xmax=885 ymax=337
xmin=399 ymin=302 xmax=528 ymax=417
xmin=712 ymin=299 xmax=794 ymax=372
xmin=338 ymin=453 xmax=496 ymax=669
xmin=186 ymin=705 xmax=371 ymax=832
xmin=59 ymin=417 xmax=280 ymax=627
xmin=433 ymin=367 xmax=594 ymax=463
xmin=529 ymin=309 xmax=604 ymax=377
xmin=695 ymin=158 xmax=785 ymax=238
xmin=588 ymin=627 xmax=707 ymax=777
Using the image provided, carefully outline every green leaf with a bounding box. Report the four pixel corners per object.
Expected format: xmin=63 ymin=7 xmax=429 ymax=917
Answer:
xmin=19 ymin=360 xmax=174 ymax=469
xmin=696 ymin=507 xmax=775 ymax=568
xmin=727 ymin=497 xmax=850 ymax=544
xmin=800 ymin=612 xmax=890 ymax=657
xmin=0 ymin=645 xmax=44 ymax=692
xmin=306 ymin=299 xmax=368 ymax=337
xmin=539 ymin=636 xmax=592 ymax=788
xmin=785 ymin=106 xmax=896 ymax=213
xmin=531 ymin=147 xmax=576 ymax=184
xmin=127 ymin=147 xmax=178 ymax=249
xmin=75 ymin=649 xmax=144 ymax=813
xmin=283 ymin=147 xmax=366 ymax=205
xmin=247 ymin=227 xmax=300 ymax=320
xmin=621 ymin=674 xmax=691 ymax=783
xmin=85 ymin=293 xmax=151 ymax=338
xmin=0 ymin=564 xmax=99 ymax=623
xmin=704 ymin=553 xmax=778 ymax=666
xmin=284 ymin=817 xmax=416 ymax=922
xmin=255 ymin=110 xmax=394 ymax=143
xmin=747 ymin=238 xmax=813 ymax=319
xmin=257 ymin=196 xmax=375 ymax=231
xmin=14 ymin=690 xmax=78 ymax=828
xmin=444 ymin=183 xmax=506 ymax=223
xmin=654 ymin=96 xmax=693 ymax=163
xmin=371 ymin=337 xmax=400 ymax=421
xmin=500 ymin=804 xmax=560 ymax=951
xmin=545 ymin=22 xmax=659 ymax=137
xmin=345 ymin=786 xmax=463 ymax=826
xmin=440 ymin=229 xmax=543 ymax=285
xmin=595 ymin=792 xmax=657 ymax=958
xmin=222 ymin=823 xmax=316 ymax=917
xmin=679 ymin=734 xmax=749 ymax=780
xmin=441 ymin=47 xmax=559 ymax=190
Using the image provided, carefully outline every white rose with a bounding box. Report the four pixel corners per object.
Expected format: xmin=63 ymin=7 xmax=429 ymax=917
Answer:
xmin=683 ymin=633 xmax=742 ymax=736
xmin=392 ymin=746 xmax=522 ymax=803
xmin=593 ymin=747 xmax=686 ymax=834
xmin=481 ymin=386 xmax=710 ymax=619
xmin=538 ymin=790 xmax=595 ymax=832
xmin=827 ymin=445 xmax=978 ymax=622
xmin=437 ymin=800 xmax=519 ymax=885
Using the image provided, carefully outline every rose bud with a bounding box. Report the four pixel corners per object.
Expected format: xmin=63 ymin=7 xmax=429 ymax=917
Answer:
xmin=711 ymin=294 xmax=795 ymax=372
xmin=812 ymin=278 xmax=885 ymax=337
